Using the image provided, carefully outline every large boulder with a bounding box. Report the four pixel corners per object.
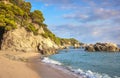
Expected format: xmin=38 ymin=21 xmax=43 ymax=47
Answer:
xmin=106 ymin=43 xmax=119 ymax=52
xmin=85 ymin=45 xmax=95 ymax=52
xmin=73 ymin=43 xmax=80 ymax=49
xmin=94 ymin=44 xmax=102 ymax=51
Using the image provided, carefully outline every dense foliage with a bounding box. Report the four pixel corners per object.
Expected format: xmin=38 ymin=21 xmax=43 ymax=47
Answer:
xmin=60 ymin=38 xmax=79 ymax=46
xmin=31 ymin=10 xmax=45 ymax=25
xmin=0 ymin=0 xmax=44 ymax=32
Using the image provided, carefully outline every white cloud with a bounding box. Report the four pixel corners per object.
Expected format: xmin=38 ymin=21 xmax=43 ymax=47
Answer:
xmin=31 ymin=0 xmax=120 ymax=43
xmin=44 ymin=4 xmax=49 ymax=6
xmin=49 ymin=22 xmax=120 ymax=43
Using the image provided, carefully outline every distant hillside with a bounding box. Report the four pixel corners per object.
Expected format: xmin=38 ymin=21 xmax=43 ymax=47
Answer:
xmin=0 ymin=0 xmax=80 ymax=55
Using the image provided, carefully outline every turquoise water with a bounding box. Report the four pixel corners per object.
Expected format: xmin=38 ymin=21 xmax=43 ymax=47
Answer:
xmin=48 ymin=48 xmax=120 ymax=78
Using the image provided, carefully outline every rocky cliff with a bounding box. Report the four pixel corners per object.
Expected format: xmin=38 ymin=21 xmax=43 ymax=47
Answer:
xmin=1 ymin=27 xmax=59 ymax=54
xmin=0 ymin=0 xmax=80 ymax=55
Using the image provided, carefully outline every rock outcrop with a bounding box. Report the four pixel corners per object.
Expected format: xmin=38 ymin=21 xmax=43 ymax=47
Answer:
xmin=73 ymin=43 xmax=80 ymax=48
xmin=85 ymin=44 xmax=95 ymax=52
xmin=85 ymin=43 xmax=120 ymax=52
xmin=1 ymin=27 xmax=59 ymax=55
xmin=0 ymin=0 xmax=60 ymax=55
xmin=1 ymin=26 xmax=80 ymax=55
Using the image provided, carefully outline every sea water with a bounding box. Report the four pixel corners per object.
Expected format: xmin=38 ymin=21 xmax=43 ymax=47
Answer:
xmin=42 ymin=48 xmax=120 ymax=78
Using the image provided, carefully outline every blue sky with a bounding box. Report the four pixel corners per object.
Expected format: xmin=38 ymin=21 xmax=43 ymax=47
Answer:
xmin=25 ymin=0 xmax=120 ymax=44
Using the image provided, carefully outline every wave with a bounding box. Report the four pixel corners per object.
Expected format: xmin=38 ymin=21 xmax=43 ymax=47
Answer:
xmin=42 ymin=57 xmax=62 ymax=65
xmin=41 ymin=57 xmax=120 ymax=78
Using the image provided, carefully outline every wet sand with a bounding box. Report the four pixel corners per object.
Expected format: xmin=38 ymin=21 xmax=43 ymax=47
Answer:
xmin=29 ymin=56 xmax=77 ymax=78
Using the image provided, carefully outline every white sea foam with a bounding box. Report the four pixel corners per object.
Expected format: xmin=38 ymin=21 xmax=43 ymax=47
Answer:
xmin=41 ymin=57 xmax=120 ymax=78
xmin=41 ymin=57 xmax=62 ymax=65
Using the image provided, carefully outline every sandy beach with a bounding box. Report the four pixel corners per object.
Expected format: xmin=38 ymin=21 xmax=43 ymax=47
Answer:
xmin=0 ymin=51 xmax=41 ymax=78
xmin=0 ymin=51 xmax=77 ymax=78
xmin=29 ymin=55 xmax=76 ymax=78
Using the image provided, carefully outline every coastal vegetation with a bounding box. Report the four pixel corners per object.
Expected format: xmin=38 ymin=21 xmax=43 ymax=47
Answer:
xmin=0 ymin=0 xmax=80 ymax=54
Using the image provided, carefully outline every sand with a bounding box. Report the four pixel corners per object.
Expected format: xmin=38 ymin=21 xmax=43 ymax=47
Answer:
xmin=29 ymin=56 xmax=77 ymax=78
xmin=0 ymin=51 xmax=41 ymax=78
xmin=0 ymin=51 xmax=78 ymax=78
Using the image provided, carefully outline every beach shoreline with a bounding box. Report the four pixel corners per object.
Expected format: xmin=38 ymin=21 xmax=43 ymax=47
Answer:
xmin=28 ymin=53 xmax=78 ymax=78
xmin=0 ymin=51 xmax=77 ymax=78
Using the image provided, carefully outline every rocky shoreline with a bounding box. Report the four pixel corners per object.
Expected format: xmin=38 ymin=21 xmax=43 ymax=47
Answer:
xmin=85 ymin=42 xmax=120 ymax=52
xmin=0 ymin=27 xmax=80 ymax=55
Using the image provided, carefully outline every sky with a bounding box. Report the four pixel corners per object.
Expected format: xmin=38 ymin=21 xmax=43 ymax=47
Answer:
xmin=25 ymin=0 xmax=120 ymax=44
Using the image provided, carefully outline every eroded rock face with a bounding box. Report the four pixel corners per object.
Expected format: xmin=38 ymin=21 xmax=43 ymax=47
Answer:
xmin=85 ymin=43 xmax=120 ymax=52
xmin=1 ymin=27 xmax=59 ymax=55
